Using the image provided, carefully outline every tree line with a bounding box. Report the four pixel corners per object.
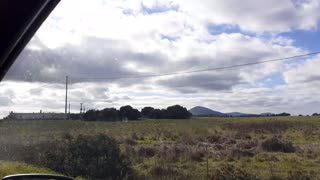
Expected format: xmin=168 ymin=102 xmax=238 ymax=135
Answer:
xmin=83 ymin=105 xmax=192 ymax=121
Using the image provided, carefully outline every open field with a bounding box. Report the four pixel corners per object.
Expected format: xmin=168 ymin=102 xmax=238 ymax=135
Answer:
xmin=1 ymin=116 xmax=320 ymax=179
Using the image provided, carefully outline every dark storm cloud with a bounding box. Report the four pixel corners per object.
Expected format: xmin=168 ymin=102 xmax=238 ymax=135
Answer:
xmin=157 ymin=72 xmax=244 ymax=93
xmin=0 ymin=96 xmax=12 ymax=106
xmin=4 ymin=36 xmax=168 ymax=85
xmin=4 ymin=36 xmax=254 ymax=92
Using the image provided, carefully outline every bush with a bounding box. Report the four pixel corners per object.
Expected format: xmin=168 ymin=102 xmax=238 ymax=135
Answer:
xmin=261 ymin=136 xmax=295 ymax=153
xmin=188 ymin=149 xmax=205 ymax=162
xmin=137 ymin=146 xmax=156 ymax=158
xmin=228 ymin=148 xmax=255 ymax=160
xmin=206 ymin=135 xmax=225 ymax=144
xmin=236 ymin=140 xmax=258 ymax=150
xmin=157 ymin=144 xmax=186 ymax=162
xmin=149 ymin=165 xmax=179 ymax=179
xmin=288 ymin=170 xmax=312 ymax=180
xmin=210 ymin=164 xmax=258 ymax=180
xmin=30 ymin=134 xmax=132 ymax=179
xmin=225 ymin=121 xmax=297 ymax=134
xmin=123 ymin=137 xmax=137 ymax=145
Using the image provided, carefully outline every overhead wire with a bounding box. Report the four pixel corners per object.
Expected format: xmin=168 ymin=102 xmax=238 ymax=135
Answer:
xmin=70 ymin=51 xmax=320 ymax=81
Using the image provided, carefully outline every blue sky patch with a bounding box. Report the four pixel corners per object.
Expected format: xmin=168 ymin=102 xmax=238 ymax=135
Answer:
xmin=161 ymin=34 xmax=179 ymax=41
xmin=141 ymin=3 xmax=179 ymax=14
xmin=281 ymin=29 xmax=320 ymax=52
xmin=207 ymin=24 xmax=254 ymax=37
xmin=208 ymin=24 xmax=240 ymax=35
xmin=258 ymin=73 xmax=286 ymax=88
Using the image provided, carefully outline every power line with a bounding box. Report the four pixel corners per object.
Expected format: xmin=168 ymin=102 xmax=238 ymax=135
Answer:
xmin=71 ymin=51 xmax=320 ymax=81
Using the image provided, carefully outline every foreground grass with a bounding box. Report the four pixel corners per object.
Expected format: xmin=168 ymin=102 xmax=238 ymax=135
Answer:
xmin=0 ymin=161 xmax=57 ymax=178
xmin=1 ymin=116 xmax=320 ymax=179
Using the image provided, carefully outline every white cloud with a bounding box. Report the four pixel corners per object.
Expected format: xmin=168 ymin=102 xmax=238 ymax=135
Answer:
xmin=1 ymin=0 xmax=320 ymax=117
xmin=284 ymin=55 xmax=320 ymax=83
xmin=177 ymin=0 xmax=320 ymax=33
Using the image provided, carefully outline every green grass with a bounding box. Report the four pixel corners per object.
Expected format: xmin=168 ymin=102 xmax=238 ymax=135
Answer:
xmin=1 ymin=116 xmax=320 ymax=179
xmin=0 ymin=161 xmax=57 ymax=178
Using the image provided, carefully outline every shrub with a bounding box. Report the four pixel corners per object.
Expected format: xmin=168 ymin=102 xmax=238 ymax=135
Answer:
xmin=188 ymin=149 xmax=205 ymax=162
xmin=225 ymin=121 xmax=293 ymax=134
xmin=137 ymin=146 xmax=156 ymax=158
xmin=210 ymin=164 xmax=258 ymax=180
xmin=206 ymin=135 xmax=225 ymax=144
xmin=149 ymin=165 xmax=178 ymax=179
xmin=288 ymin=170 xmax=312 ymax=180
xmin=228 ymin=148 xmax=255 ymax=160
xmin=27 ymin=134 xmax=132 ymax=179
xmin=157 ymin=144 xmax=186 ymax=162
xmin=122 ymin=137 xmax=137 ymax=145
xmin=234 ymin=132 xmax=252 ymax=140
xmin=236 ymin=140 xmax=258 ymax=150
xmin=254 ymin=153 xmax=279 ymax=162
xmin=261 ymin=136 xmax=295 ymax=153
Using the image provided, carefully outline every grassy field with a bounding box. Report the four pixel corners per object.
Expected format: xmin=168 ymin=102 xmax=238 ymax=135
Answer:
xmin=1 ymin=116 xmax=320 ymax=179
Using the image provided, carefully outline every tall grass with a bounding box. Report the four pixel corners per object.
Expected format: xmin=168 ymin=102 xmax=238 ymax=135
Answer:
xmin=1 ymin=116 xmax=320 ymax=179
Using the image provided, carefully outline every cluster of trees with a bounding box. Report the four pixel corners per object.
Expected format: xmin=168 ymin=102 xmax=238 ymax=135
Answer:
xmin=141 ymin=105 xmax=192 ymax=119
xmin=274 ymin=112 xmax=291 ymax=116
xmin=312 ymin=113 xmax=320 ymax=116
xmin=84 ymin=105 xmax=140 ymax=121
xmin=84 ymin=105 xmax=191 ymax=121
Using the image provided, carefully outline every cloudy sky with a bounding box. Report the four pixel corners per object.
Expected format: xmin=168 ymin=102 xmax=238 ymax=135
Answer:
xmin=1 ymin=0 xmax=320 ymax=117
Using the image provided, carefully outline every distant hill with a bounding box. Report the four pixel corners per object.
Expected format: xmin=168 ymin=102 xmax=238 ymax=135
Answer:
xmin=189 ymin=106 xmax=275 ymax=117
xmin=260 ymin=112 xmax=275 ymax=116
xmin=226 ymin=112 xmax=275 ymax=117
xmin=189 ymin=106 xmax=225 ymax=116
xmin=225 ymin=112 xmax=254 ymax=117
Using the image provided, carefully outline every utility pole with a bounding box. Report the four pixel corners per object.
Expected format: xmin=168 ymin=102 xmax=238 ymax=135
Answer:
xmin=65 ymin=76 xmax=68 ymax=119
xmin=80 ymin=103 xmax=83 ymax=120
xmin=68 ymin=102 xmax=71 ymax=118
xmin=80 ymin=103 xmax=82 ymax=114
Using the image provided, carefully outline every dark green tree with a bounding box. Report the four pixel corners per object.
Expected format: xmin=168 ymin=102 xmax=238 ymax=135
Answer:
xmin=83 ymin=109 xmax=98 ymax=121
xmin=141 ymin=107 xmax=154 ymax=118
xmin=120 ymin=105 xmax=141 ymax=120
xmin=150 ymin=109 xmax=164 ymax=119
xmin=99 ymin=108 xmax=120 ymax=121
xmin=165 ymin=105 xmax=192 ymax=119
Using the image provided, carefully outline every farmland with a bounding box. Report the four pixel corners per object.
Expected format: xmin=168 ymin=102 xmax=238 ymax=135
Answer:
xmin=1 ymin=116 xmax=320 ymax=179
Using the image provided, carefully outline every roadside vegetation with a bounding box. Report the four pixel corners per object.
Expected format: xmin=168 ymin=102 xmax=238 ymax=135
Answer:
xmin=0 ymin=161 xmax=58 ymax=178
xmin=1 ymin=116 xmax=320 ymax=179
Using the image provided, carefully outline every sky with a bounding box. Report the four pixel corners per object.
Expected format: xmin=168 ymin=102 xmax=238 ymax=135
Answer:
xmin=1 ymin=0 xmax=320 ymax=117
